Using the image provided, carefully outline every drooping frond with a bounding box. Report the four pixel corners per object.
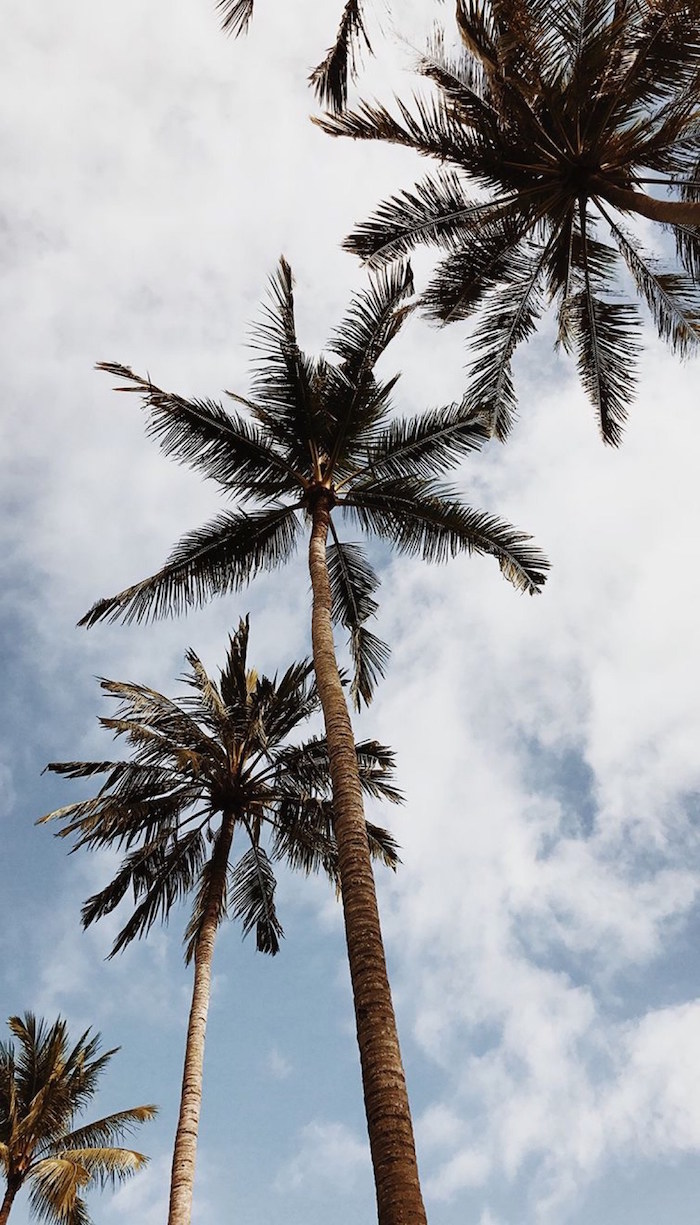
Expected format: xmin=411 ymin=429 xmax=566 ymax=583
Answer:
xmin=309 ymin=0 xmax=372 ymax=114
xmin=78 ymin=503 xmax=302 ymax=627
xmin=326 ymin=536 xmax=389 ymax=709
xmin=346 ymin=479 xmax=549 ymax=593
xmin=457 ymin=231 xmax=560 ymax=439
xmin=599 ymin=204 xmax=700 ymax=354
xmin=81 ymin=828 xmax=208 ymax=956
xmin=364 ymin=821 xmax=401 ymax=870
xmin=229 ymin=842 xmax=283 ymax=955
xmin=217 ymin=0 xmax=254 ymax=36
xmin=558 ymin=204 xmax=641 ymax=445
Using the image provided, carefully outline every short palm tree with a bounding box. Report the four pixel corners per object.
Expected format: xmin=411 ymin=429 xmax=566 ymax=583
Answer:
xmin=217 ymin=0 xmax=370 ymax=112
xmin=318 ymin=0 xmax=700 ymax=443
xmin=77 ymin=259 xmax=548 ymax=1225
xmin=0 ymin=1012 xmax=155 ymax=1225
xmin=40 ymin=618 xmax=401 ymax=1225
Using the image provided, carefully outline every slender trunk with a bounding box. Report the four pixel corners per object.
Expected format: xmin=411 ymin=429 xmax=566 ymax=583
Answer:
xmin=167 ymin=813 xmax=235 ymax=1225
xmin=308 ymin=494 xmax=427 ymax=1225
xmin=0 ymin=1178 xmax=20 ymax=1225
xmin=595 ymin=181 xmax=700 ymax=227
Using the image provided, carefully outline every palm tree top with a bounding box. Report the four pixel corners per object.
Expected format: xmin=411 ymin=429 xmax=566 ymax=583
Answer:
xmin=40 ymin=618 xmax=403 ymax=961
xmin=317 ymin=0 xmax=700 ymax=444
xmin=0 ymin=1012 xmax=156 ymax=1225
xmin=78 ymin=258 xmax=548 ymax=697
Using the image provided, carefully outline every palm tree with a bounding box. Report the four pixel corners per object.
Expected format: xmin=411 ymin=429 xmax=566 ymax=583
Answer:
xmin=317 ymin=0 xmax=700 ymax=443
xmin=0 ymin=1012 xmax=155 ymax=1225
xmin=216 ymin=0 xmax=370 ymax=112
xmin=40 ymin=618 xmax=401 ymax=1225
xmin=76 ymin=259 xmax=548 ymax=1225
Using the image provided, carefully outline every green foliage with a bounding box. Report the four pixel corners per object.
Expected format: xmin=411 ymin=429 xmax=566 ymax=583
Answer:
xmin=0 ymin=1014 xmax=155 ymax=1225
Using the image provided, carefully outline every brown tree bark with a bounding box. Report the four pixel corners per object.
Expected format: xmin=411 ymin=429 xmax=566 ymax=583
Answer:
xmin=308 ymin=492 xmax=427 ymax=1225
xmin=596 ymin=181 xmax=700 ymax=227
xmin=0 ymin=1178 xmax=20 ymax=1225
xmin=167 ymin=813 xmax=236 ymax=1225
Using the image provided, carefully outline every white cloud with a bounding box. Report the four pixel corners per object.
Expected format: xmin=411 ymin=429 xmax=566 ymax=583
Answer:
xmin=275 ymin=1121 xmax=369 ymax=1195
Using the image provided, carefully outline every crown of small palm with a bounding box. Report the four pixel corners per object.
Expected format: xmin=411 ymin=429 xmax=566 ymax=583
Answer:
xmin=41 ymin=622 xmax=402 ymax=960
xmin=317 ymin=0 xmax=700 ymax=444
xmin=1 ymin=1015 xmax=155 ymax=1224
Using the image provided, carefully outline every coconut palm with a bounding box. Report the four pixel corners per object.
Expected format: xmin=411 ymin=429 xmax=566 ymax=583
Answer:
xmin=318 ymin=0 xmax=700 ymax=443
xmin=40 ymin=618 xmax=401 ymax=1225
xmin=0 ymin=1012 xmax=155 ymax=1225
xmin=76 ymin=258 xmax=548 ymax=1225
xmin=217 ymin=0 xmax=370 ymax=113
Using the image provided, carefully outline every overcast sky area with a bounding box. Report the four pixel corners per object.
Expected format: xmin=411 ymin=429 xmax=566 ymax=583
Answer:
xmin=3 ymin=2 xmax=700 ymax=1223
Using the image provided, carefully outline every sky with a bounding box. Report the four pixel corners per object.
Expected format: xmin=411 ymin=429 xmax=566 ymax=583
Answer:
xmin=2 ymin=1 xmax=700 ymax=1223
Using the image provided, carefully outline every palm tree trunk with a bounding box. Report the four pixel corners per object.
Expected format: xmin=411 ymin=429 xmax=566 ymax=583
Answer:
xmin=596 ymin=182 xmax=700 ymax=227
xmin=167 ymin=813 xmax=235 ymax=1225
xmin=0 ymin=1179 xmax=20 ymax=1225
xmin=308 ymin=492 xmax=427 ymax=1225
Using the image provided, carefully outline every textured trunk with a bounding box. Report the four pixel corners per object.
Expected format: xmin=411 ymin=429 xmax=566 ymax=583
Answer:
xmin=167 ymin=813 xmax=235 ymax=1225
xmin=596 ymin=182 xmax=700 ymax=227
xmin=308 ymin=494 xmax=427 ymax=1225
xmin=0 ymin=1179 xmax=20 ymax=1225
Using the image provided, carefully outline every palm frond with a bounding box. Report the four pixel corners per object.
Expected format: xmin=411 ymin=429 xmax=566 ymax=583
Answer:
xmin=354 ymin=400 xmax=490 ymax=482
xmin=599 ymin=204 xmax=700 ymax=354
xmin=326 ymin=537 xmax=379 ymax=624
xmin=346 ymin=480 xmax=549 ymax=593
xmin=78 ymin=504 xmax=301 ymax=627
xmin=326 ymin=535 xmax=388 ymax=710
xmin=229 ymin=843 xmax=283 ymax=955
xmin=95 ymin=363 xmax=300 ymax=497
xmin=248 ymin=259 xmax=331 ymax=464
xmin=364 ymin=821 xmax=401 ymax=870
xmin=309 ymin=0 xmax=372 ymax=114
xmin=217 ymin=0 xmax=253 ymax=36
xmin=458 ymin=232 xmax=560 ymax=439
xmin=82 ymin=829 xmax=208 ymax=956
xmin=342 ymin=170 xmax=520 ymax=266
xmin=52 ymin=1107 xmax=158 ymax=1155
xmin=329 ymin=261 xmax=414 ymax=386
xmin=560 ymin=203 xmax=641 ymax=445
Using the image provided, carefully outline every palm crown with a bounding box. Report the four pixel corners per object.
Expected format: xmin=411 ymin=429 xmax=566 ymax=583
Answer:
xmin=41 ymin=618 xmax=401 ymax=960
xmin=80 ymin=259 xmax=548 ymax=695
xmin=0 ymin=1013 xmax=155 ymax=1225
xmin=319 ymin=0 xmax=700 ymax=444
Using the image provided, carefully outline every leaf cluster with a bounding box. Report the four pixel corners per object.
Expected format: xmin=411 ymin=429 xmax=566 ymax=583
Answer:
xmin=318 ymin=0 xmax=700 ymax=443
xmin=41 ymin=620 xmax=402 ymax=963
xmin=0 ymin=1014 xmax=155 ymax=1225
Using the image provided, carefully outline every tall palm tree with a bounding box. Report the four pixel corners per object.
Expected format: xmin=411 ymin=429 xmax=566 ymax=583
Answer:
xmin=77 ymin=259 xmax=548 ymax=1225
xmin=40 ymin=619 xmax=401 ymax=1225
xmin=0 ymin=1013 xmax=155 ymax=1225
xmin=318 ymin=0 xmax=700 ymax=443
xmin=217 ymin=0 xmax=371 ymax=113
